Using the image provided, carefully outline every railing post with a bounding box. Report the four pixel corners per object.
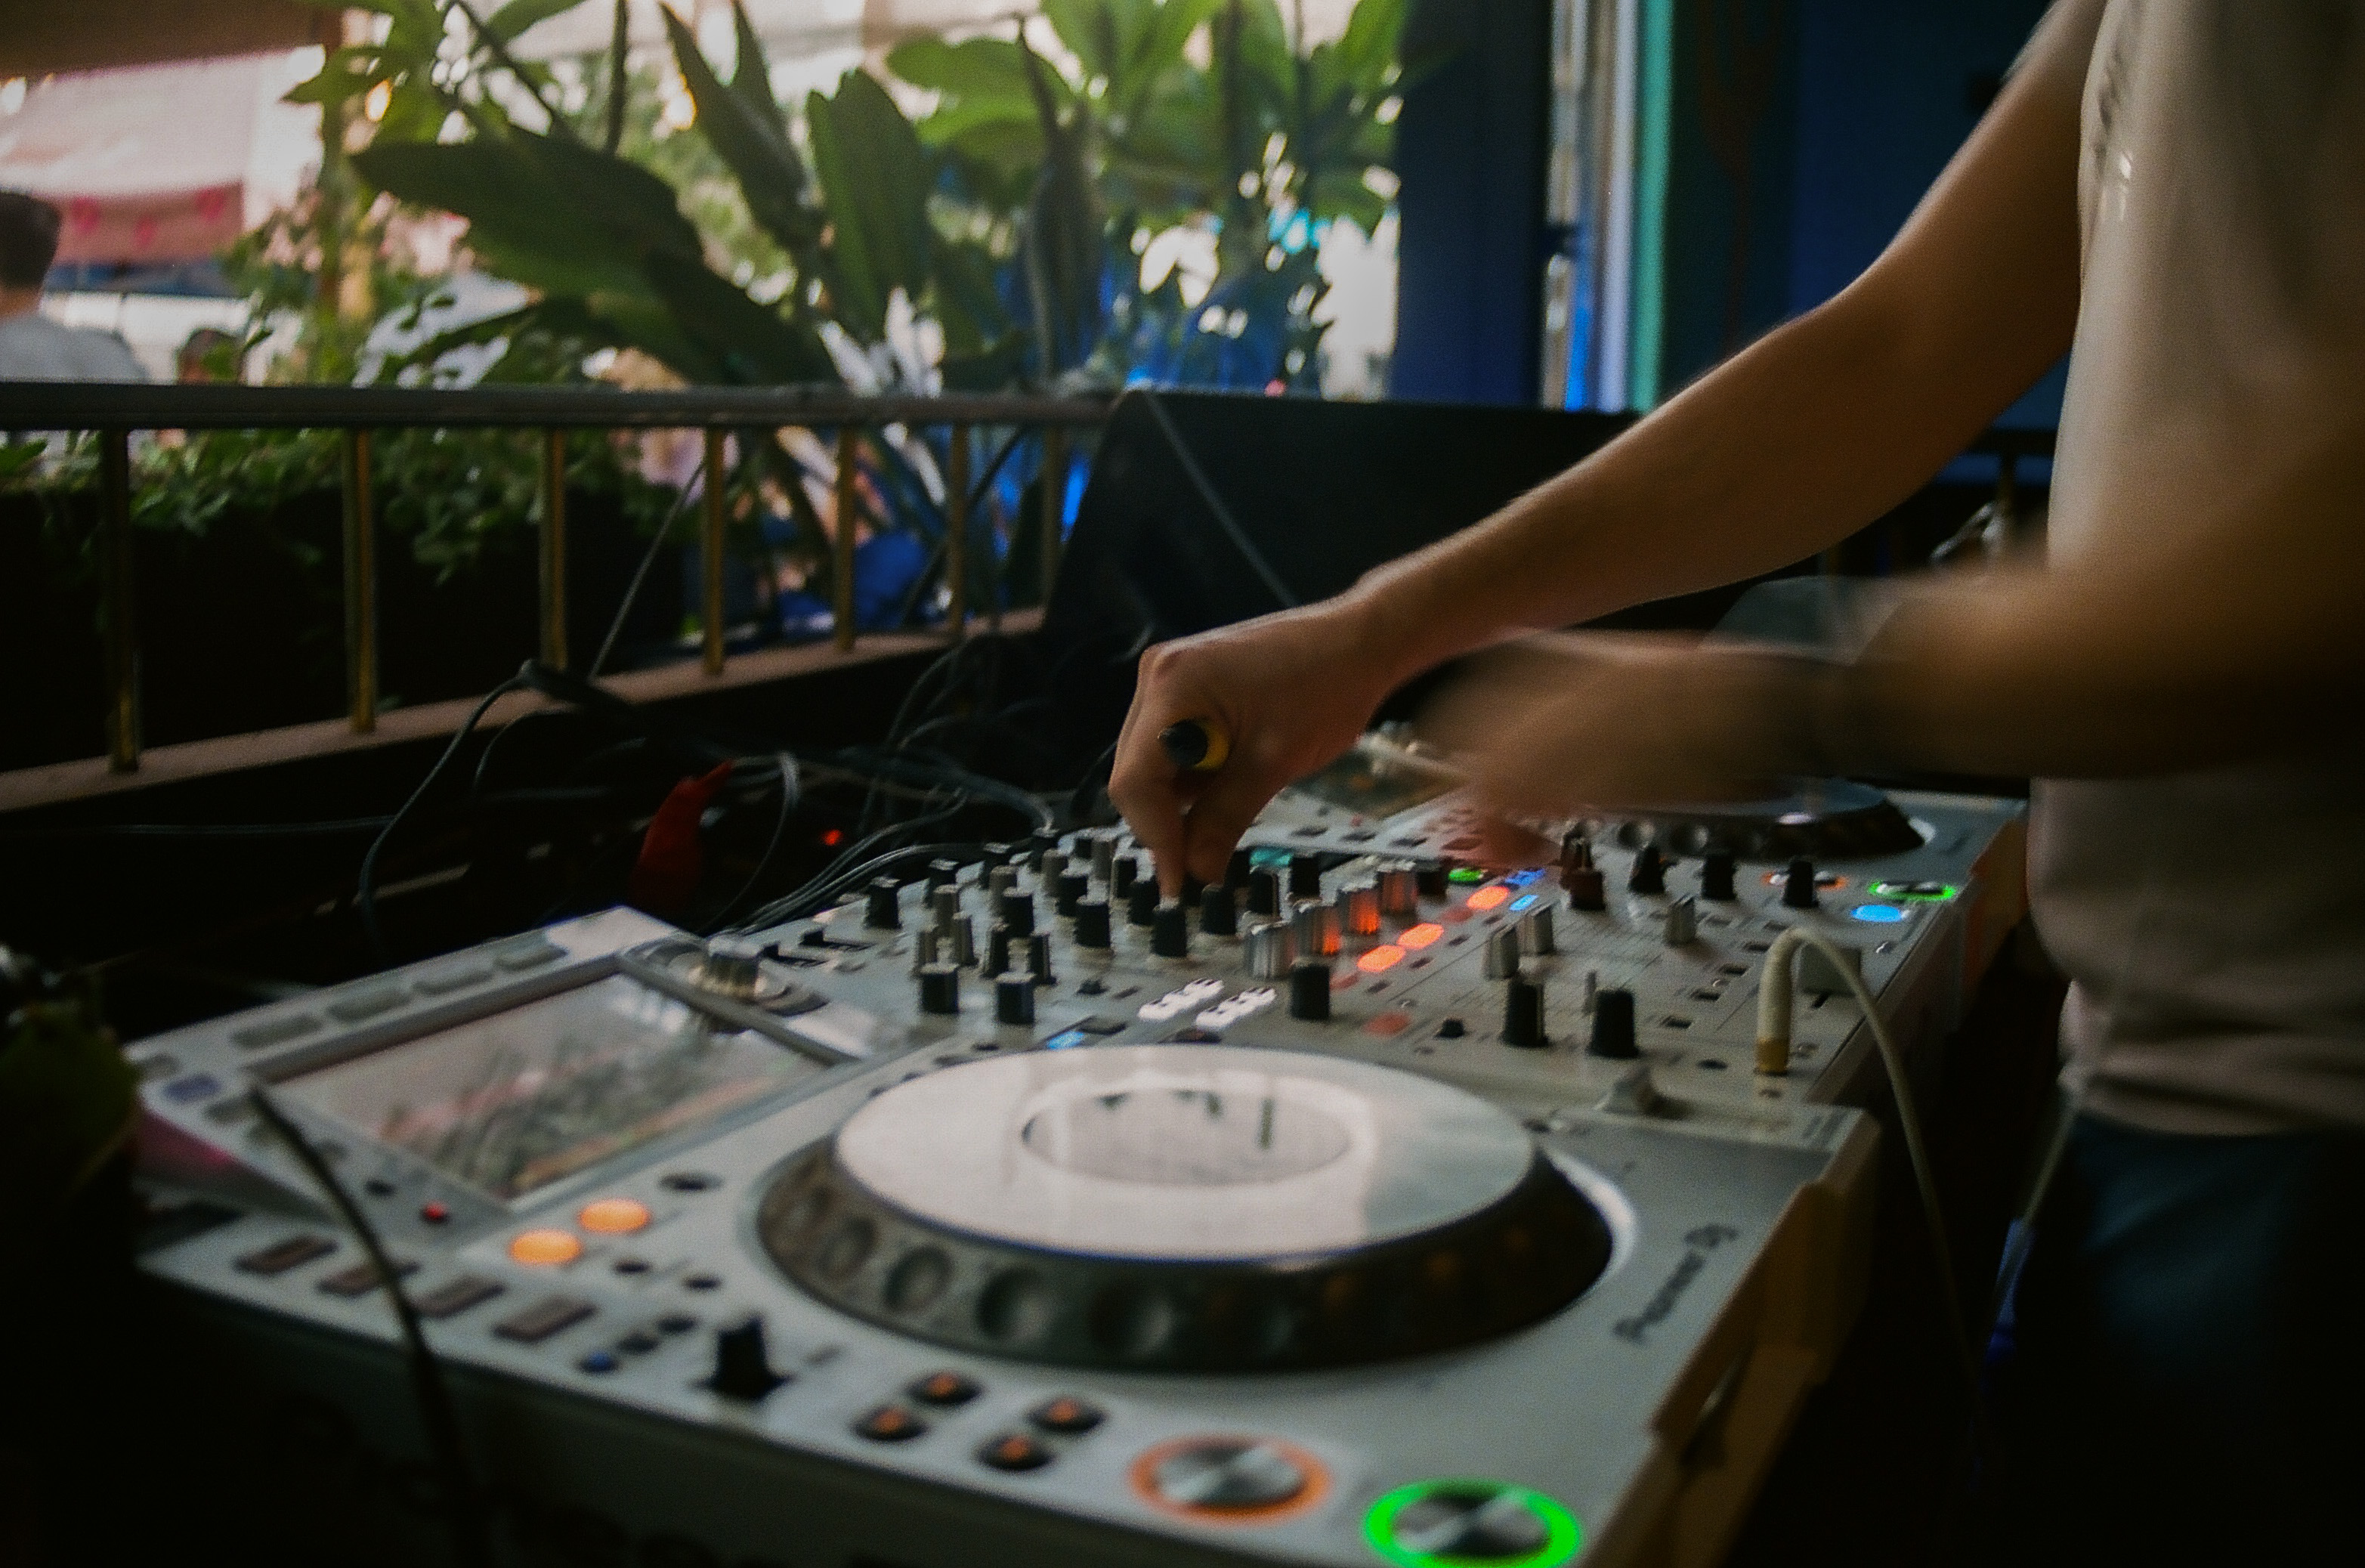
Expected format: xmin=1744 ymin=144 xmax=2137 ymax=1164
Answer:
xmin=1039 ymin=425 xmax=1067 ymax=605
xmin=539 ymin=428 xmax=568 ymax=670
xmin=833 ymin=425 xmax=858 ymax=652
xmin=97 ymin=428 xmax=138 ymax=773
xmin=944 ymin=423 xmax=970 ymax=640
xmin=702 ymin=428 xmax=727 ymax=676
xmin=341 ymin=428 xmax=378 ymax=732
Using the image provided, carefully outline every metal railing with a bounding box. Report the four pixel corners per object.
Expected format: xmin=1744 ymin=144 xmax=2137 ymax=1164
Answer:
xmin=0 ymin=383 xmax=1112 ymax=775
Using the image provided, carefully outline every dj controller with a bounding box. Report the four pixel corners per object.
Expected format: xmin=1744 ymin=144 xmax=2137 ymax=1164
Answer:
xmin=126 ymin=758 xmax=2024 ymax=1568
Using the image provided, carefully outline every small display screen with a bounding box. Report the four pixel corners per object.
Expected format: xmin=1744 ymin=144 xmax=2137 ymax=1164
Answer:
xmin=281 ymin=976 xmax=818 ymax=1202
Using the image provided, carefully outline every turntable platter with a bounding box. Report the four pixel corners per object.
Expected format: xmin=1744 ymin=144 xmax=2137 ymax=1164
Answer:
xmin=759 ymin=1047 xmax=1614 ymax=1372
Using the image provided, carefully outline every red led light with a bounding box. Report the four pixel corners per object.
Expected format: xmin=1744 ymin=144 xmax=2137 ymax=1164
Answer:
xmin=1467 ymin=886 xmax=1510 ymax=911
xmin=1357 ymin=945 xmax=1406 ymax=974
xmin=1399 ymin=923 xmax=1445 ymax=951
xmin=821 ymin=829 xmax=845 ymax=847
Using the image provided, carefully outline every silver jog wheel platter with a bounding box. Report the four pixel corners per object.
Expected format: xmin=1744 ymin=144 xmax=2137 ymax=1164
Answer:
xmin=759 ymin=1045 xmax=1615 ymax=1372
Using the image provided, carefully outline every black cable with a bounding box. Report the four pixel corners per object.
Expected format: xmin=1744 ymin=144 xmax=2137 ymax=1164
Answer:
xmin=592 ymin=456 xmax=706 ymax=679
xmin=1142 ymin=389 xmax=1298 ymax=612
xmin=248 ymin=1088 xmax=488 ymax=1568
xmin=700 ymin=753 xmax=799 ymax=932
xmin=357 ymin=671 xmax=533 ymax=963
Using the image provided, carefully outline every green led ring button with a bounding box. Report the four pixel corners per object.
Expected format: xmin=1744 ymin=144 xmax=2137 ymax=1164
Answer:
xmin=1869 ymin=880 xmax=1958 ymax=902
xmin=1363 ymin=1480 xmax=1581 ymax=1567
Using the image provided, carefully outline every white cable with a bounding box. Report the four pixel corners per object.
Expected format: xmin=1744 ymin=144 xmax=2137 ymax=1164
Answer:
xmin=1757 ymin=926 xmax=1983 ymax=1400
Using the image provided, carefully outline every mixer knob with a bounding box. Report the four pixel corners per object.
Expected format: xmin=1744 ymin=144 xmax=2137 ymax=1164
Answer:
xmin=1288 ymin=854 xmax=1323 ymax=902
xmin=948 ymin=916 xmax=977 ymax=968
xmin=1074 ymin=896 xmax=1112 ymax=951
xmin=926 ymin=857 xmax=961 ymax=892
xmin=1038 ymin=849 xmax=1067 ymax=889
xmin=1224 ymin=848 xmax=1255 ymax=892
xmin=1054 ymin=871 xmax=1090 ymax=917
xmin=1376 ymin=861 xmax=1419 ymax=918
xmin=1587 ymin=988 xmax=1639 ymax=1059
xmin=999 ymin=890 xmax=1036 ymax=938
xmin=985 ymin=924 xmax=1013 ymax=979
xmin=987 ymin=865 xmax=1016 ymax=899
xmin=1244 ymin=920 xmax=1294 ymax=980
xmin=1415 ymin=864 xmax=1450 ymax=902
xmin=1337 ymin=880 xmax=1381 ymax=942
xmin=863 ymin=877 xmax=902 ymax=932
xmin=1199 ymin=883 xmax=1238 ymax=939
xmin=1701 ymin=849 xmax=1739 ymax=902
xmin=919 ymin=963 xmax=962 ymax=1016
xmin=1027 ymin=933 xmax=1055 ymax=987
xmin=1628 ymin=844 xmax=1667 ymax=895
xmin=1152 ymin=900 xmax=1190 ymax=959
xmin=1519 ymin=908 xmax=1557 ymax=957
xmin=1482 ymin=928 xmax=1521 ymax=979
xmin=1089 ymin=833 xmax=1118 ymax=885
xmin=1247 ymin=868 xmax=1283 ymax=918
xmin=1288 ymin=957 xmax=1332 ymax=1022
xmin=995 ymin=973 xmax=1036 ymax=1027
xmin=700 ymin=935 xmax=766 ymax=997
xmin=1563 ymin=865 xmax=1606 ymax=912
xmin=1560 ymin=831 xmax=1595 ymax=873
xmin=1782 ymin=857 xmax=1819 ymax=909
xmin=910 ymin=928 xmax=940 ymax=973
xmin=1664 ymin=895 xmax=1699 ymax=946
xmin=1501 ymin=976 xmax=1547 ymax=1050
xmin=1127 ymin=877 xmax=1161 ymax=929
xmin=709 ymin=1314 xmax=786 ymax=1401
xmin=930 ymin=885 xmax=961 ymax=932
xmin=1581 ymin=967 xmax=1599 ymax=1015
xmin=1291 ymin=898 xmax=1341 ymax=959
xmin=1112 ymin=855 xmax=1139 ymax=902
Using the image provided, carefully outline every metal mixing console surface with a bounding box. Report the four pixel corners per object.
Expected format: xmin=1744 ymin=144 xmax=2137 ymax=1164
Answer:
xmin=125 ymin=771 xmax=2023 ymax=1568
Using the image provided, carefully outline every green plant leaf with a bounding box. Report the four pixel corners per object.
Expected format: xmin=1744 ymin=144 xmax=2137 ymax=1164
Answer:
xmin=643 ymin=250 xmax=836 ymax=383
xmin=485 ymin=0 xmax=589 ymax=44
xmin=728 ymin=0 xmax=788 ymax=138
xmin=805 ymin=70 xmax=934 ymax=342
xmin=661 ymin=3 xmax=821 ymax=264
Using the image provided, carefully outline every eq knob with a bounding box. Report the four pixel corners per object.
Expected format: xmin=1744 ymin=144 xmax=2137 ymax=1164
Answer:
xmin=1482 ymin=927 xmax=1522 ymax=979
xmin=995 ymin=973 xmax=1036 ymax=1027
xmin=1587 ymin=988 xmax=1639 ymax=1059
xmin=1200 ymin=883 xmax=1238 ymax=939
xmin=1701 ymin=848 xmax=1739 ymax=902
xmin=1127 ymin=877 xmax=1161 ymax=929
xmin=1628 ymin=844 xmax=1668 ymax=895
xmin=1376 ymin=861 xmax=1420 ymax=919
xmin=926 ymin=857 xmax=961 ymax=892
xmin=709 ymin=1314 xmax=786 ymax=1401
xmin=1244 ymin=920 xmax=1294 ymax=980
xmin=863 ymin=877 xmax=901 ymax=931
xmin=1089 ymin=833 xmax=1118 ymax=884
xmin=1247 ymin=868 xmax=1282 ymax=917
xmin=1291 ymin=898 xmax=1341 ymax=959
xmin=1664 ymin=895 xmax=1699 ymax=946
xmin=1501 ymin=976 xmax=1547 ymax=1050
xmin=1152 ymin=900 xmax=1190 ymax=959
xmin=1337 ymin=880 xmax=1382 ymax=942
xmin=984 ymin=924 xmax=1013 ymax=979
xmin=1112 ymin=854 xmax=1140 ymax=901
xmin=1027 ymin=932 xmax=1055 ymax=986
xmin=1054 ymin=871 xmax=1090 ymax=917
xmin=1782 ymin=857 xmax=1819 ymax=909
xmin=1038 ymin=849 xmax=1067 ymax=889
xmin=1288 ymin=855 xmax=1323 ymax=902
xmin=1564 ymin=864 xmax=1606 ymax=912
xmin=987 ymin=865 xmax=1016 ymax=899
xmin=929 ymin=885 xmax=961 ymax=931
xmin=999 ymin=889 xmax=1036 ymax=938
xmin=909 ymin=928 xmax=939 ymax=973
xmin=1074 ymin=896 xmax=1112 ymax=951
xmin=1288 ymin=957 xmax=1333 ymax=1022
xmin=1415 ymin=864 xmax=1450 ymax=901
xmin=918 ymin=963 xmax=961 ymax=1017
xmin=1519 ymin=907 xmax=1557 ymax=957
xmin=1224 ymin=847 xmax=1255 ymax=892
xmin=947 ymin=916 xmax=977 ymax=968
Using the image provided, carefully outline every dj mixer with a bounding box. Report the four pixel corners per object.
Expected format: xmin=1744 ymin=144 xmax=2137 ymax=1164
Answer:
xmin=125 ymin=762 xmax=2024 ymax=1568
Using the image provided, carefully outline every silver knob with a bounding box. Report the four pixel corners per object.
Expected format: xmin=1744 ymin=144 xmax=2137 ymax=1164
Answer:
xmin=1483 ymin=927 xmax=1522 ymax=979
xmin=910 ymin=928 xmax=940 ymax=973
xmin=1089 ymin=833 xmax=1118 ymax=884
xmin=700 ymin=935 xmax=765 ymax=997
xmin=1039 ymin=849 xmax=1067 ymax=888
xmin=1291 ymin=898 xmax=1341 ymax=959
xmin=948 ymin=914 xmax=978 ymax=968
xmin=1337 ymin=880 xmax=1381 ymax=941
xmin=1664 ymin=895 xmax=1699 ymax=946
xmin=931 ymin=885 xmax=961 ymax=931
xmin=1244 ymin=920 xmax=1296 ymax=980
xmin=1519 ymin=907 xmax=1557 ymax=957
xmin=988 ymin=865 xmax=1017 ymax=898
xmin=1581 ymin=967 xmax=1600 ymax=1015
xmin=1375 ymin=861 xmax=1420 ymax=919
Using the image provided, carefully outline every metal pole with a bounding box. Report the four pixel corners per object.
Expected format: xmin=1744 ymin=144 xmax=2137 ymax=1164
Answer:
xmin=341 ymin=428 xmax=378 ymax=732
xmin=702 ymin=428 xmax=727 ymax=676
xmin=539 ymin=428 xmax=568 ymax=670
xmin=944 ymin=423 xmax=970 ymax=639
xmin=1039 ymin=425 xmax=1067 ymax=605
xmin=98 ymin=428 xmax=138 ymax=773
xmin=833 ymin=425 xmax=858 ymax=652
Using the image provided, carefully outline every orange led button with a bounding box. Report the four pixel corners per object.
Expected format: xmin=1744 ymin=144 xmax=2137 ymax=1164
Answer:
xmin=509 ymin=1229 xmax=583 ymax=1266
xmin=578 ymin=1197 xmax=651 ymax=1235
xmin=1467 ymin=886 xmax=1510 ymax=911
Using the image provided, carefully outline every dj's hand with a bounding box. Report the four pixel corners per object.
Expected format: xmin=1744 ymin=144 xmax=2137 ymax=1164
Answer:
xmin=1111 ymin=599 xmax=1399 ymax=894
xmin=1419 ymin=633 xmax=1818 ymax=855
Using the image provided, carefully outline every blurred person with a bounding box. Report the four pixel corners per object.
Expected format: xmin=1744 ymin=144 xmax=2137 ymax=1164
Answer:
xmin=1110 ymin=4 xmax=2365 ymax=1562
xmin=173 ymin=326 xmax=240 ymax=384
xmin=0 ymin=192 xmax=146 ymax=382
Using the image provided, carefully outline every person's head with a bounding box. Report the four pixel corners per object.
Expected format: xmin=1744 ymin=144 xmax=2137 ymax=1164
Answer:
xmin=176 ymin=327 xmax=239 ymax=383
xmin=0 ymin=192 xmax=61 ymax=295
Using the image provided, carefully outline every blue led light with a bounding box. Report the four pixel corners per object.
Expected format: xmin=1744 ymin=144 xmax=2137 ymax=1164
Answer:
xmin=1508 ymin=893 xmax=1541 ymax=913
xmin=1041 ymin=1029 xmax=1091 ymax=1051
xmin=1504 ymin=868 xmax=1549 ymax=888
xmin=1849 ymin=904 xmax=1909 ymax=924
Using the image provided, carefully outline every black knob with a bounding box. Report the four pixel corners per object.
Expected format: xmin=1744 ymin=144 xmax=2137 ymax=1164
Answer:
xmin=1000 ymin=890 xmax=1036 ymax=937
xmin=1628 ymin=844 xmax=1666 ymax=895
xmin=1224 ymin=848 xmax=1254 ymax=892
xmin=985 ymin=924 xmax=1012 ymax=979
xmin=919 ymin=963 xmax=961 ymax=1016
xmin=995 ymin=974 xmax=1036 ymax=1027
xmin=1436 ymin=1016 xmax=1467 ymax=1039
xmin=1288 ymin=958 xmax=1332 ymax=1022
xmin=1288 ymin=855 xmax=1323 ymax=901
xmin=1501 ymin=976 xmax=1547 ymax=1049
xmin=1782 ymin=857 xmax=1819 ymax=908
xmin=926 ymin=857 xmax=961 ymax=892
xmin=1200 ymin=883 xmax=1238 ymax=938
xmin=1152 ymin=900 xmax=1189 ymax=959
xmin=1564 ymin=866 xmax=1606 ymax=912
xmin=1074 ymin=896 xmax=1111 ymax=950
xmin=1027 ymin=933 xmax=1054 ymax=986
xmin=710 ymin=1314 xmax=785 ymax=1400
xmin=1587 ymin=988 xmax=1638 ymax=1059
xmin=1054 ymin=871 xmax=1090 ymax=917
xmin=1247 ymin=869 xmax=1282 ymax=917
xmin=981 ymin=842 xmax=1013 ymax=869
xmin=864 ymin=877 xmax=901 ymax=931
xmin=1702 ymin=849 xmax=1738 ymax=902
xmin=1127 ymin=877 xmax=1160 ymax=928
xmin=1112 ymin=855 xmax=1139 ymax=900
xmin=1416 ymin=864 xmax=1449 ymax=901
xmin=1560 ymin=830 xmax=1594 ymax=872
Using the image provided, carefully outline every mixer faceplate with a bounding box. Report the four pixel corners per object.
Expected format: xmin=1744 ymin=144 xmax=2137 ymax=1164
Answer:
xmin=759 ymin=1047 xmax=1613 ymax=1372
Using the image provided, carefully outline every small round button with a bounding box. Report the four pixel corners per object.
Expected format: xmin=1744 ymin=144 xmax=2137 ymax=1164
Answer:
xmin=578 ymin=1197 xmax=651 ymax=1235
xmin=577 ymin=1350 xmax=620 ymax=1375
xmin=908 ymin=1370 xmax=981 ymax=1407
xmin=1133 ymin=1436 xmax=1328 ymax=1523
xmin=509 ymin=1229 xmax=582 ymax=1266
xmin=1362 ymin=1480 xmax=1581 ymax=1568
xmin=419 ymin=1201 xmax=452 ymax=1224
xmin=1028 ymin=1396 xmax=1104 ymax=1435
xmin=978 ymin=1433 xmax=1055 ymax=1472
xmin=855 ymin=1405 xmax=929 ymax=1443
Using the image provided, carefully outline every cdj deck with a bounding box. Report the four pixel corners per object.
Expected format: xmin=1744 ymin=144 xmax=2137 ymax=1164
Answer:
xmin=127 ymin=768 xmax=2023 ymax=1568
